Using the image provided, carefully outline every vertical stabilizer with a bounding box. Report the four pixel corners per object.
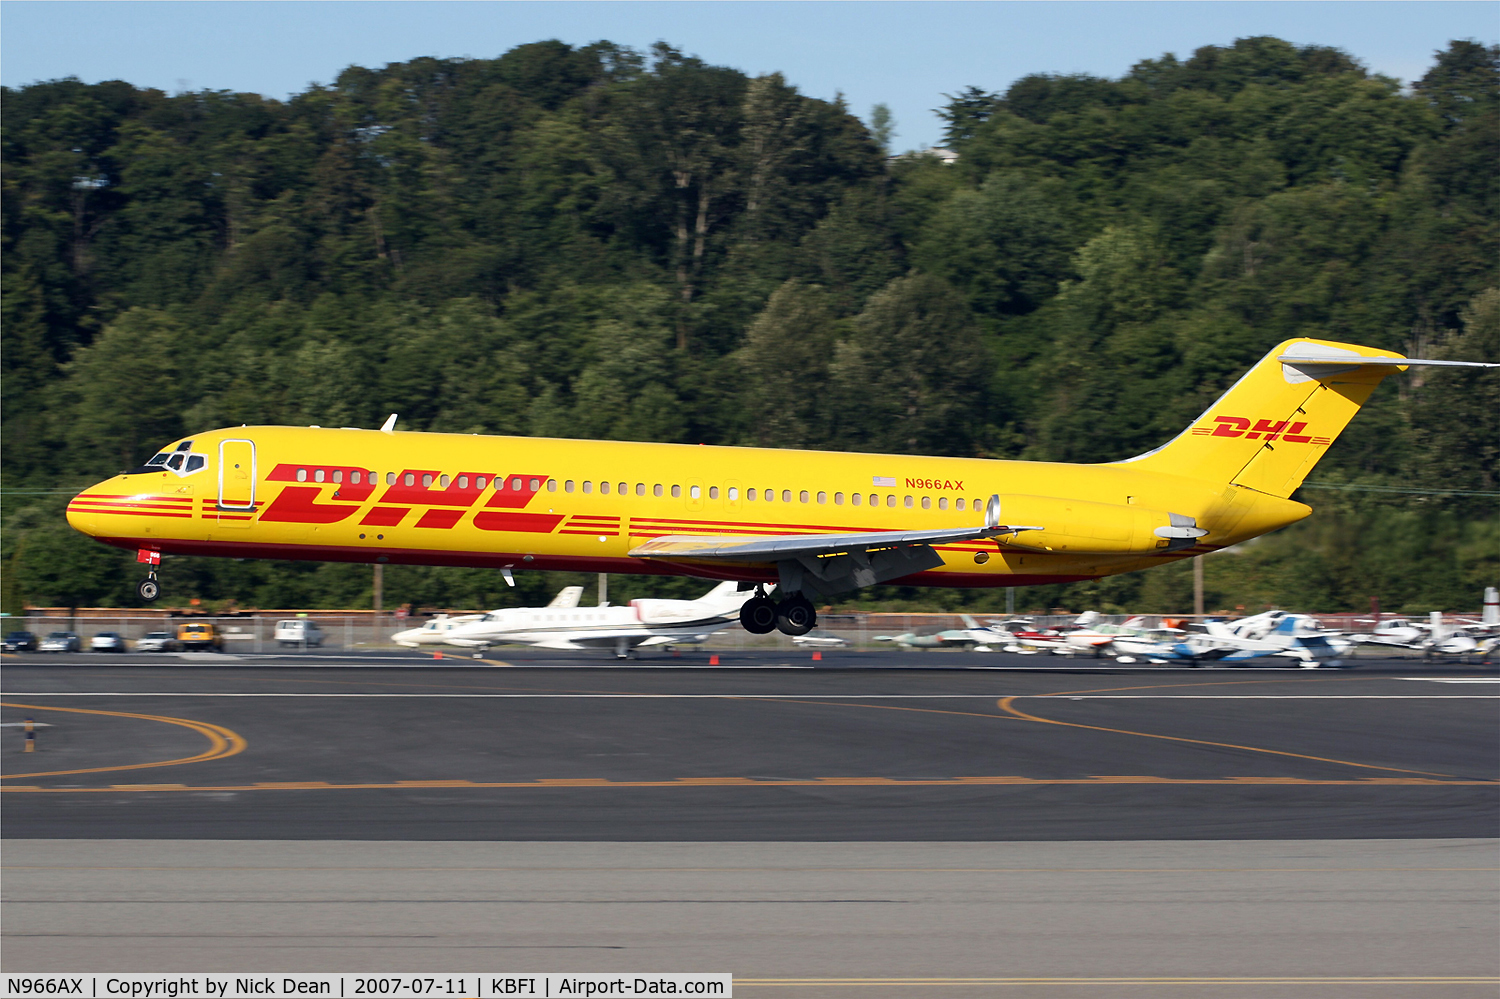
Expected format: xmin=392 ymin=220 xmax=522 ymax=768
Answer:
xmin=1121 ymin=339 xmax=1407 ymax=497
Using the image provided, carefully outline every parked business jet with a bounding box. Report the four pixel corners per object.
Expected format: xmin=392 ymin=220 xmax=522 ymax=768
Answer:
xmin=65 ymin=339 xmax=1494 ymax=637
xmin=390 ymin=586 xmax=586 ymax=648
xmin=440 ymin=580 xmax=754 ymax=658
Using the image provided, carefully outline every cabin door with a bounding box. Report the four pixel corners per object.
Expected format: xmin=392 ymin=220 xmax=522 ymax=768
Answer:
xmin=218 ymin=439 xmax=257 ymax=522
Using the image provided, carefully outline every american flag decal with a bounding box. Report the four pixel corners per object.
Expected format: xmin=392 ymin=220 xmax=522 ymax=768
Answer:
xmin=872 ymin=475 xmax=897 ymax=487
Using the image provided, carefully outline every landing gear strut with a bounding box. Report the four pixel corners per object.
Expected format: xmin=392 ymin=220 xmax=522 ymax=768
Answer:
xmin=738 ymin=588 xmax=817 ymax=637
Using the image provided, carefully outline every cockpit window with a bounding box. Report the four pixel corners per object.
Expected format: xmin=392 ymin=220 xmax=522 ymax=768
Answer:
xmin=126 ymin=445 xmax=208 ymax=476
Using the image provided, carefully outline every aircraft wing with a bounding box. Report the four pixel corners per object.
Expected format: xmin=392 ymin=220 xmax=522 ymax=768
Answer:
xmin=628 ymin=495 xmax=1042 ymax=598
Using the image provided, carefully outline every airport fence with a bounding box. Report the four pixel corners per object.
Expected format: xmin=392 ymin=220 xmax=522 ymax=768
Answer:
xmin=10 ymin=609 xmax=1129 ymax=654
xmin=10 ymin=608 xmax=1473 ymax=655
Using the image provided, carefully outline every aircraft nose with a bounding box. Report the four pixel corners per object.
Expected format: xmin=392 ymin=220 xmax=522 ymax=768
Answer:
xmin=66 ymin=484 xmax=107 ymax=537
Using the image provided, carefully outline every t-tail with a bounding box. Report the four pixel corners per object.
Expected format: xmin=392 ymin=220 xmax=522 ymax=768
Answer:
xmin=1121 ymin=338 xmax=1496 ymax=498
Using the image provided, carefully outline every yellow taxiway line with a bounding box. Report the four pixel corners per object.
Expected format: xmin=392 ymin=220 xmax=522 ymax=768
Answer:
xmin=0 ymin=701 xmax=246 ymax=779
xmin=1 ymin=775 xmax=1493 ymax=792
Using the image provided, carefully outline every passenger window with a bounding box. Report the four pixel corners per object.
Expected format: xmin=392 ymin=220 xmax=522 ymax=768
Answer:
xmin=565 ymin=480 xmax=575 ymax=493
xmin=512 ymin=477 xmax=523 ymax=491
xmin=403 ymin=473 xmax=415 ymax=486
xmin=782 ymin=490 xmax=792 ymax=503
xmin=530 ymin=478 xmax=540 ymax=491
xmin=834 ymin=492 xmax=843 ymax=505
xmin=973 ymin=498 xmax=982 ymax=512
xmin=458 ymin=476 xmax=468 ymax=489
xmin=637 ymin=483 xmax=646 ymax=497
xmin=440 ymin=475 xmax=450 ymax=488
xmin=764 ymin=489 xmax=774 ymax=503
xmin=747 ymin=488 xmax=757 ymax=501
xmin=333 ymin=470 xmax=343 ymax=484
xmin=938 ymin=497 xmax=948 ymax=510
xmin=654 ymin=484 xmax=663 ymax=497
xmin=387 ymin=472 xmax=397 ymax=485
xmin=186 ymin=455 xmax=205 ymax=473
xmin=672 ymin=485 xmax=681 ymax=498
xmin=352 ymin=471 xmax=362 ymax=485
xmin=600 ymin=481 xmax=610 ymax=495
xmin=583 ymin=481 xmax=593 ymax=494
xmin=709 ymin=486 xmax=719 ymax=499
xmin=956 ymin=498 xmax=965 ymax=511
xmin=690 ymin=485 xmax=701 ymax=499
xmin=296 ymin=468 xmax=307 ymax=482
xmin=728 ymin=487 xmax=738 ymax=500
xmin=817 ymin=491 xmax=826 ymax=504
xmin=851 ymin=493 xmax=861 ymax=506
xmin=618 ymin=482 xmax=627 ymax=495
xmin=422 ymin=474 xmax=433 ymax=487
xmin=315 ymin=470 xmax=326 ymax=483
xmin=548 ymin=479 xmax=557 ymax=492
xmin=886 ymin=495 xmax=896 ymax=508
xmin=799 ymin=491 xmax=809 ymax=503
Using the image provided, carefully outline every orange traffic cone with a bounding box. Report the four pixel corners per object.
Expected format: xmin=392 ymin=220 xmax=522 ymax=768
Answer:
xmin=812 ymin=651 xmax=822 ymax=661
xmin=709 ymin=654 xmax=720 ymax=665
xmin=434 ymin=650 xmax=442 ymax=660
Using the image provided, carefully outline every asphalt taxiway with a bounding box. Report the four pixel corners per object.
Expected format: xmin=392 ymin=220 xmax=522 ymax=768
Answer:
xmin=4 ymin=655 xmax=1496 ymax=992
xmin=2 ymin=656 xmax=1495 ymax=840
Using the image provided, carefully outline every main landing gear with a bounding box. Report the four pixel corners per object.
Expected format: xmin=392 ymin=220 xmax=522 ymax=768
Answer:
xmin=740 ymin=588 xmax=816 ymax=637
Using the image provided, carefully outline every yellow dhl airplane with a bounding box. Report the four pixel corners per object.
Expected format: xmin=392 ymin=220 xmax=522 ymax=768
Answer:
xmin=67 ymin=339 xmax=1494 ymax=636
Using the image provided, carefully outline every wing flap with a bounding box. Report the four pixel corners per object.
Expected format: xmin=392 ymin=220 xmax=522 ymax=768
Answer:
xmin=628 ymin=523 xmax=1039 ymax=562
xmin=628 ymin=494 xmax=1040 ymax=565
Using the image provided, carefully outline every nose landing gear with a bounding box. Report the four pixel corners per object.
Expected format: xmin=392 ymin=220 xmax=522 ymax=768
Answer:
xmin=136 ymin=549 xmax=161 ymax=603
xmin=739 ymin=587 xmax=816 ymax=637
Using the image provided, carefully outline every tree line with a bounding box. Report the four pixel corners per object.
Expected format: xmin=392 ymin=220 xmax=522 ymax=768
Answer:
xmin=2 ymin=36 xmax=1496 ymax=614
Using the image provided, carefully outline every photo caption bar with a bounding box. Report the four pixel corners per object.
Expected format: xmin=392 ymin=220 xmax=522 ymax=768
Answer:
xmin=3 ymin=976 xmax=731 ymax=999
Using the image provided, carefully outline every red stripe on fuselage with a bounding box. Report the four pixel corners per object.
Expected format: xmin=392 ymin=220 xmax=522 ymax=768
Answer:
xmin=84 ymin=533 xmax=1086 ymax=588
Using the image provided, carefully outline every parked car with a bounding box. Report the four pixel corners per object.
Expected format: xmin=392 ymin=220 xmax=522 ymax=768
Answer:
xmin=89 ymin=631 xmax=127 ymax=653
xmin=274 ymin=619 xmax=325 ymax=647
xmin=39 ymin=631 xmax=81 ymax=653
xmin=135 ymin=631 xmax=180 ymax=653
xmin=176 ymin=622 xmax=221 ymax=651
xmin=3 ymin=631 xmax=38 ymax=652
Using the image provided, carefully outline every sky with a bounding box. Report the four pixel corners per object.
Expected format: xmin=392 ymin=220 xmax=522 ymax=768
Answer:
xmin=2 ymin=1 xmax=1495 ymax=150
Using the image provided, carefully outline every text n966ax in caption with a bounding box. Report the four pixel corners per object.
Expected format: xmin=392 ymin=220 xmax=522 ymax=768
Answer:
xmin=3 ymin=976 xmax=731 ymax=999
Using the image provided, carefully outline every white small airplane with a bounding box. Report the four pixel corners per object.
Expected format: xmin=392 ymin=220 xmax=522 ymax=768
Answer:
xmin=390 ymin=587 xmax=585 ymax=648
xmin=438 ymin=580 xmax=757 ymax=658
xmin=1350 ymin=590 xmax=1500 ymax=657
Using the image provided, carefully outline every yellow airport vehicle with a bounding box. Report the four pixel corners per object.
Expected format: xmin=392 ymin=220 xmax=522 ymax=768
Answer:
xmin=175 ymin=621 xmax=221 ymax=651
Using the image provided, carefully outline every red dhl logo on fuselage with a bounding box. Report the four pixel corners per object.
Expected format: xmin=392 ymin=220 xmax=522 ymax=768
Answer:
xmin=256 ymin=466 xmax=561 ymax=532
xmin=1190 ymin=417 xmax=1331 ymax=445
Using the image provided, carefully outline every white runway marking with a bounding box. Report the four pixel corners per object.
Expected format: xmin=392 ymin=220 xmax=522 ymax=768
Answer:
xmin=4 ymin=692 xmax=1496 ymax=699
xmin=1400 ymin=677 xmax=1500 ymax=683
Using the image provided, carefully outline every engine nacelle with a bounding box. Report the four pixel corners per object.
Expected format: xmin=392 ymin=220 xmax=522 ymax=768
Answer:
xmin=995 ymin=494 xmax=1208 ymax=555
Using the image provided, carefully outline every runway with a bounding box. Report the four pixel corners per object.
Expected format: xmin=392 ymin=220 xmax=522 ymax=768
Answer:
xmin=4 ymin=656 xmax=1497 ymax=991
xmin=4 ymin=838 xmax=1497 ymax=996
